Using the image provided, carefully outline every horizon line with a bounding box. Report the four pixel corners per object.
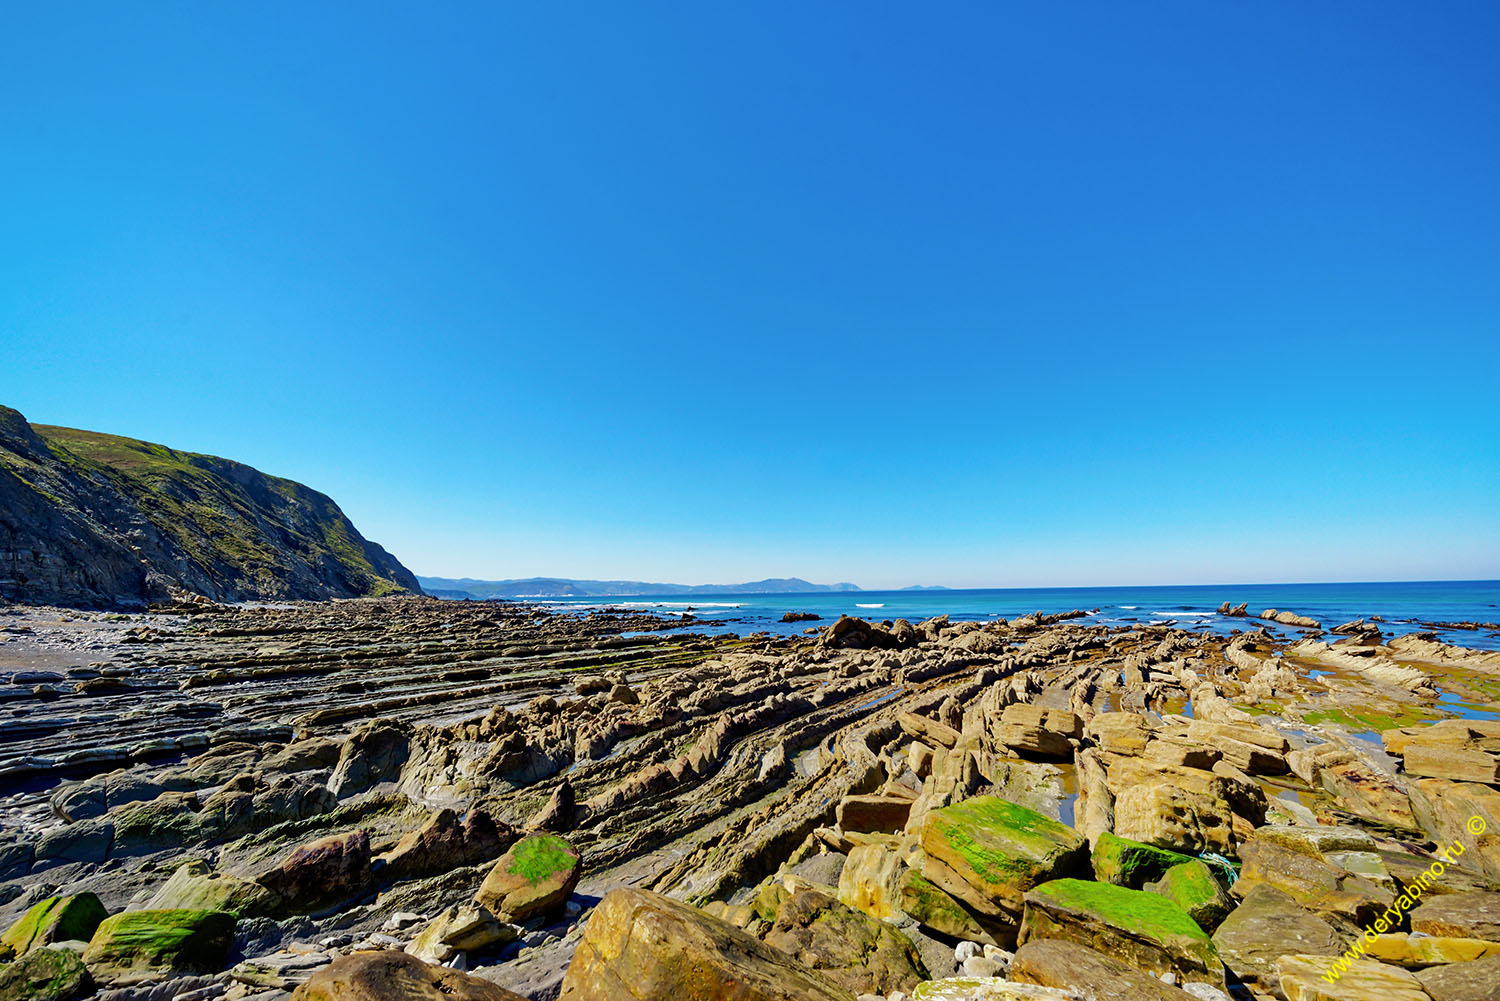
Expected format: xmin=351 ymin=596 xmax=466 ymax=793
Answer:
xmin=413 ymin=574 xmax=1499 ymax=592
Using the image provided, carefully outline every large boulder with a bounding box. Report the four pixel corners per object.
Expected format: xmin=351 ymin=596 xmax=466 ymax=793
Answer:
xmin=254 ymin=830 xmax=372 ymax=913
xmin=328 ymin=719 xmax=411 ymax=799
xmin=1018 ymin=878 xmax=1224 ymax=989
xmin=1416 ymin=953 xmax=1500 ymax=1001
xmin=1412 ymin=891 xmax=1500 ymax=940
xmin=835 ymin=795 xmax=912 ymax=834
xmin=1090 ymin=832 xmax=1195 ymax=888
xmin=1009 ymin=938 xmax=1200 ymax=1001
xmin=81 ymin=909 xmax=236 ymax=987
xmin=990 ymin=705 xmax=1081 ymax=760
xmin=408 ymin=904 xmax=518 ymax=965
xmin=1111 ymin=784 xmax=1237 ymax=856
xmin=377 ymin=808 xmax=514 ymax=883
xmin=1368 ymin=932 xmax=1500 ymax=968
xmin=836 ymin=842 xmax=905 ymax=922
xmin=900 ymin=870 xmax=992 ymax=943
xmin=473 ymin=834 xmax=579 ymax=924
xmin=1211 ymin=884 xmax=1346 ymax=989
xmin=0 ymin=945 xmax=92 ymax=1001
xmin=292 ymin=951 xmax=527 ymax=1001
xmin=920 ymin=796 xmax=1087 ymax=925
xmin=763 ymin=887 xmax=928 ymax=996
xmin=1 ymin=895 xmax=107 ymax=960
xmin=911 ymin=981 xmax=1075 ymax=1000
xmin=1234 ymin=835 xmax=1393 ymax=932
xmin=146 ymin=860 xmax=280 ymax=917
xmin=1150 ymin=859 xmax=1234 ymax=932
xmin=1407 ymin=778 xmax=1500 ymax=882
xmin=558 ymin=887 xmax=856 ymax=1001
xmin=1275 ymin=954 xmax=1429 ymax=1001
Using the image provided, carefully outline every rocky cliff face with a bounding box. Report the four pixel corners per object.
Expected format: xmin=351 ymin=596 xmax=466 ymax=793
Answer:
xmin=0 ymin=405 xmax=421 ymax=607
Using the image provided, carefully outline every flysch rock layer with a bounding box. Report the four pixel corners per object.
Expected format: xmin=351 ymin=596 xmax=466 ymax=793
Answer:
xmin=2 ymin=598 xmax=1500 ymax=1001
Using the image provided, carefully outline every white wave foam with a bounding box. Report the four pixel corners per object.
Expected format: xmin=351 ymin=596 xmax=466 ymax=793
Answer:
xmin=617 ymin=601 xmax=742 ymax=609
xmin=855 ymin=603 xmax=885 ymax=609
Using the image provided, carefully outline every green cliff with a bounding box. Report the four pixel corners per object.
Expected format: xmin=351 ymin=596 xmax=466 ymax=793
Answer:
xmin=0 ymin=405 xmax=421 ymax=607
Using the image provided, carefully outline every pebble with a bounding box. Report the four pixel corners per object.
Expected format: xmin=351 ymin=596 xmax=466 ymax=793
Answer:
xmin=1159 ymin=971 xmax=1177 ymax=986
xmin=954 ymin=940 xmax=981 ymax=962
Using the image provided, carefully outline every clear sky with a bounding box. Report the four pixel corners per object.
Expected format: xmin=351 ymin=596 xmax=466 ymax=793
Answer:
xmin=4 ymin=3 xmax=1498 ymax=588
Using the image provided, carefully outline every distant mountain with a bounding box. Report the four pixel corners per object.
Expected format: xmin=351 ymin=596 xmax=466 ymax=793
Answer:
xmin=419 ymin=575 xmax=863 ymax=599
xmin=0 ymin=406 xmax=421 ymax=608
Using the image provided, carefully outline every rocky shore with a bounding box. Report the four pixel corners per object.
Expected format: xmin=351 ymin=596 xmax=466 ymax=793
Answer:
xmin=4 ymin=596 xmax=1500 ymax=1001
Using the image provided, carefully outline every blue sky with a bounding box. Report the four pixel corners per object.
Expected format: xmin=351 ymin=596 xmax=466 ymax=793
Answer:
xmin=3 ymin=3 xmax=1497 ymax=588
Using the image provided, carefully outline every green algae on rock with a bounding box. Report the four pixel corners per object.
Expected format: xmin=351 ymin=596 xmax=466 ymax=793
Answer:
xmin=145 ymin=860 xmax=281 ymax=918
xmin=81 ymin=909 xmax=236 ymax=987
xmin=900 ymin=870 xmax=993 ymax=943
xmin=1149 ymin=859 xmax=1235 ymax=932
xmin=474 ymin=834 xmax=580 ymax=924
xmin=920 ymin=796 xmax=1087 ymax=917
xmin=0 ymin=895 xmax=108 ymax=961
xmin=0 ymin=945 xmax=92 ymax=1001
xmin=1090 ymin=832 xmax=1196 ymax=889
xmin=1019 ymin=878 xmax=1224 ymax=988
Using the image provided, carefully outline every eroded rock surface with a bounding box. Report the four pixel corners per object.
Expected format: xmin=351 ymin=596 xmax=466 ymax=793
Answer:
xmin=2 ymin=597 xmax=1500 ymax=1001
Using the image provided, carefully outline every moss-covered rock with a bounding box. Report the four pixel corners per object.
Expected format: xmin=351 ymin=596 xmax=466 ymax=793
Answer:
xmin=753 ymin=878 xmax=790 ymax=925
xmin=0 ymin=945 xmax=92 ymax=1001
xmin=900 ymin=870 xmax=991 ymax=944
xmin=1 ymin=895 xmax=108 ymax=960
xmin=920 ymin=796 xmax=1087 ymax=920
xmin=1150 ymin=859 xmax=1234 ymax=932
xmin=146 ymin=859 xmax=280 ymax=917
xmin=1090 ymin=832 xmax=1194 ymax=889
xmin=81 ymin=909 xmax=236 ymax=987
xmin=1019 ymin=878 xmax=1224 ymax=988
xmin=473 ymin=834 xmax=579 ymax=924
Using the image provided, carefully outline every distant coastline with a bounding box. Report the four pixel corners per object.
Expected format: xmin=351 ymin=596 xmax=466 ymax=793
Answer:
xmin=417 ymin=575 xmax=862 ymax=599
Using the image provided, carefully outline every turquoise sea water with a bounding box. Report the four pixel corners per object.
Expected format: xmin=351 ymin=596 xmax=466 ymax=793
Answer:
xmin=534 ymin=579 xmax=1500 ymax=650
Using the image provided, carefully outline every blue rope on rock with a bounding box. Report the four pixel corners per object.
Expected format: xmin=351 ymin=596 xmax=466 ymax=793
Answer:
xmin=1198 ymin=851 xmax=1239 ymax=886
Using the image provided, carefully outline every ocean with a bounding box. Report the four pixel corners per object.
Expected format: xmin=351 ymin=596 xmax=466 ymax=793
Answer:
xmin=529 ymin=579 xmax=1500 ymax=650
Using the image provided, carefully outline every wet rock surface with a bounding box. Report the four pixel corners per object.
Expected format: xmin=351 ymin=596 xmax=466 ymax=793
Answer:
xmin=3 ymin=596 xmax=1500 ymax=998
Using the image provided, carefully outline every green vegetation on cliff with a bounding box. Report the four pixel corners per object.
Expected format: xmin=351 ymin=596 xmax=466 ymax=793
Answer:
xmin=0 ymin=405 xmax=420 ymax=607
